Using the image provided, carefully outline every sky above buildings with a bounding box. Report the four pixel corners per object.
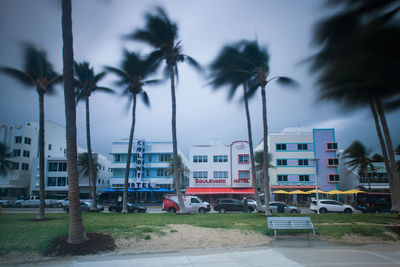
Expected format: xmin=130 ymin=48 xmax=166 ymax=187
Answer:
xmin=0 ymin=0 xmax=399 ymax=158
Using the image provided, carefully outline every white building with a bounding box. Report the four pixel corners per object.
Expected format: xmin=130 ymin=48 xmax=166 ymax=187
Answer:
xmin=0 ymin=120 xmax=111 ymax=198
xmin=0 ymin=121 xmax=67 ymax=197
xmin=110 ymin=139 xmax=189 ymax=190
xmin=186 ymin=140 xmax=254 ymax=200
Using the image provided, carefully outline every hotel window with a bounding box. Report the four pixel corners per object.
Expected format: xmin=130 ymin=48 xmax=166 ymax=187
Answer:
xmin=48 ymin=162 xmax=58 ymax=172
xmin=299 ymin=175 xmax=310 ymax=182
xmin=328 ymin=174 xmax=340 ymax=182
xmin=277 ymin=175 xmax=288 ymax=182
xmin=146 ymin=154 xmax=152 ymax=162
xmin=326 ymin=142 xmax=338 ymax=151
xmin=47 ymin=177 xmax=57 ymax=186
xmin=159 ymin=154 xmax=172 ymax=162
xmin=277 ymin=159 xmax=287 ymax=166
xmin=213 ymin=155 xmax=228 ymax=162
xmin=276 ymin=143 xmax=287 ymax=151
xmin=238 ymin=154 xmax=249 ymax=163
xmin=114 ymin=154 xmax=121 ymax=162
xmin=21 ymin=163 xmax=29 ymax=170
xmin=12 ymin=162 xmax=19 ymax=170
xmin=213 ymin=171 xmax=228 ymax=179
xmin=23 ymin=150 xmax=30 ymax=158
xmin=24 ymin=137 xmax=31 ymax=145
xmin=193 ymin=171 xmax=208 ymax=179
xmin=157 ymin=168 xmax=168 ymax=177
xmin=193 ymin=155 xmax=208 ymax=163
xmin=57 ymin=177 xmax=67 ymax=186
xmin=13 ymin=149 xmax=21 ymax=157
xmin=297 ymin=144 xmax=308 ymax=150
xmin=238 ymin=170 xmax=250 ymax=178
xmin=48 ymin=144 xmax=52 ymax=151
xmin=327 ymin=158 xmax=339 ymax=166
xmin=298 ymin=159 xmax=309 ymax=166
xmin=15 ymin=136 xmax=22 ymax=144
xmin=146 ymin=169 xmax=151 ymax=177
xmin=58 ymin=162 xmax=67 ymax=172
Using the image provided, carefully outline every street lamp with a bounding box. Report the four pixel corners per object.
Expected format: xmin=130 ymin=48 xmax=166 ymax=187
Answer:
xmin=311 ymin=158 xmax=320 ymax=214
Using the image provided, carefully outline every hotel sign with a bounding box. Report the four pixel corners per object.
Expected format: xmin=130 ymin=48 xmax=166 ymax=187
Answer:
xmin=136 ymin=140 xmax=144 ymax=182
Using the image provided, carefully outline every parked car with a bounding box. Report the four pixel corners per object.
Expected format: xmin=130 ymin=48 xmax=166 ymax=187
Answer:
xmin=56 ymin=197 xmax=69 ymax=208
xmin=269 ymin=201 xmax=300 ymax=213
xmin=356 ymin=193 xmax=391 ymax=213
xmin=244 ymin=199 xmax=257 ymax=210
xmin=213 ymin=198 xmax=255 ymax=213
xmin=106 ymin=202 xmax=147 ymax=213
xmin=310 ymin=199 xmax=354 ymax=214
xmin=162 ymin=195 xmax=210 ymax=213
xmin=63 ymin=200 xmax=103 ymax=212
xmin=0 ymin=199 xmax=15 ymax=208
xmin=15 ymin=196 xmax=58 ymax=208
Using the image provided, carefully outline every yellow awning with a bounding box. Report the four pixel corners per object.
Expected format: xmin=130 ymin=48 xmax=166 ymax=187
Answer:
xmin=342 ymin=189 xmax=365 ymax=194
xmin=272 ymin=190 xmax=290 ymax=194
xmin=305 ymin=189 xmax=327 ymax=194
xmin=327 ymin=190 xmax=345 ymax=195
xmin=289 ymin=190 xmax=308 ymax=194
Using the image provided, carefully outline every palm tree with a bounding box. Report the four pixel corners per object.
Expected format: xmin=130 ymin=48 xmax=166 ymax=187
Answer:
xmin=371 ymin=153 xmax=384 ymax=163
xmin=209 ymin=42 xmax=262 ymax=211
xmin=75 ymin=61 xmax=113 ymax=210
xmin=78 ymin=152 xmax=100 ymax=184
xmin=254 ymin=150 xmax=273 ymax=201
xmin=61 ymin=0 xmax=87 ymax=243
xmin=166 ymin=154 xmax=189 ymax=190
xmin=127 ymin=7 xmax=202 ymax=212
xmin=309 ymin=3 xmax=400 ymax=212
xmin=0 ymin=44 xmax=61 ymax=220
xmin=105 ymin=50 xmax=158 ymax=213
xmin=343 ymin=141 xmax=375 ymax=191
xmin=241 ymin=41 xmax=298 ymax=216
xmin=0 ymin=143 xmax=14 ymax=176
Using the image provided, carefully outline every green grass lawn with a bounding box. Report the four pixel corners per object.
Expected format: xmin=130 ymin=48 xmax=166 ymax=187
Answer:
xmin=0 ymin=212 xmax=399 ymax=255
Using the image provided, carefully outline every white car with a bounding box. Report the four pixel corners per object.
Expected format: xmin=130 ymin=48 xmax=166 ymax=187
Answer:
xmin=310 ymin=199 xmax=354 ymax=214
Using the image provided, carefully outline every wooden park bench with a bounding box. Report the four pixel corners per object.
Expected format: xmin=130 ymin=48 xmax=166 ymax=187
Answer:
xmin=267 ymin=217 xmax=316 ymax=239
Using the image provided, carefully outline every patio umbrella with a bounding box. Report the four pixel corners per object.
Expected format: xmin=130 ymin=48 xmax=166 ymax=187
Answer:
xmin=272 ymin=190 xmax=290 ymax=194
xmin=305 ymin=189 xmax=327 ymax=194
xmin=288 ymin=190 xmax=307 ymax=194
xmin=342 ymin=189 xmax=365 ymax=194
xmin=327 ymin=190 xmax=345 ymax=195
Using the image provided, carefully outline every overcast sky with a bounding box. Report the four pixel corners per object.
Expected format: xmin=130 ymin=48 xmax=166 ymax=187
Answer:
xmin=0 ymin=0 xmax=399 ymax=159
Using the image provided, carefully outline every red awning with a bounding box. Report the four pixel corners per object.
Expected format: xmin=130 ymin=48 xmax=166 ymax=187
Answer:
xmin=186 ymin=187 xmax=254 ymax=195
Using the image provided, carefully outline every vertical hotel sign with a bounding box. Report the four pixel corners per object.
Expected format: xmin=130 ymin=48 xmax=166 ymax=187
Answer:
xmin=136 ymin=140 xmax=144 ymax=182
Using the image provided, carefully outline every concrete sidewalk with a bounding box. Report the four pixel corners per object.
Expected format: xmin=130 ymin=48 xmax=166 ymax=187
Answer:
xmin=19 ymin=240 xmax=400 ymax=267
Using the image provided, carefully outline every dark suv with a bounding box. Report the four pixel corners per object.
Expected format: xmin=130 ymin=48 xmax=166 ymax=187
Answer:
xmin=213 ymin=198 xmax=255 ymax=213
xmin=98 ymin=191 xmax=146 ymax=213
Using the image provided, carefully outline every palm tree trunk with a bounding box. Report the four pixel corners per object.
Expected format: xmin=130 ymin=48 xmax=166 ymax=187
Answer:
xmin=122 ymin=94 xmax=136 ymax=214
xmin=62 ymin=0 xmax=87 ymax=244
xmin=375 ymin=100 xmax=400 ymax=213
xmin=169 ymin=65 xmax=185 ymax=213
xmin=85 ymin=97 xmax=97 ymax=210
xmin=37 ymin=91 xmax=45 ymax=220
xmin=261 ymin=85 xmax=271 ymax=216
xmin=242 ymin=83 xmax=262 ymax=211
xmin=369 ymin=101 xmax=398 ymax=211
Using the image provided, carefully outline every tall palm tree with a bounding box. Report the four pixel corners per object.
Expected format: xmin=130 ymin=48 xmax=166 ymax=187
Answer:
xmin=127 ymin=7 xmax=202 ymax=212
xmin=241 ymin=41 xmax=298 ymax=216
xmin=78 ymin=152 xmax=100 ymax=180
xmin=209 ymin=43 xmax=262 ymax=211
xmin=0 ymin=143 xmax=14 ymax=176
xmin=62 ymin=0 xmax=87 ymax=243
xmin=309 ymin=3 xmax=400 ymax=212
xmin=343 ymin=141 xmax=375 ymax=191
xmin=254 ymin=150 xmax=273 ymax=200
xmin=105 ymin=50 xmax=158 ymax=214
xmin=371 ymin=153 xmax=384 ymax=163
xmin=74 ymin=61 xmax=113 ymax=210
xmin=0 ymin=44 xmax=61 ymax=220
xmin=166 ymin=154 xmax=189 ymax=190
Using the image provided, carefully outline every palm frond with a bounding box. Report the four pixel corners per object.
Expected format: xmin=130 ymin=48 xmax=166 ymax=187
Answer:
xmin=0 ymin=67 xmax=35 ymax=87
xmin=141 ymin=91 xmax=150 ymax=107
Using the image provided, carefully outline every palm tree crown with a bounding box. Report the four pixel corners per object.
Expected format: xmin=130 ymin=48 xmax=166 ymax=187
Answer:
xmin=78 ymin=153 xmax=100 ymax=177
xmin=0 ymin=143 xmax=14 ymax=176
